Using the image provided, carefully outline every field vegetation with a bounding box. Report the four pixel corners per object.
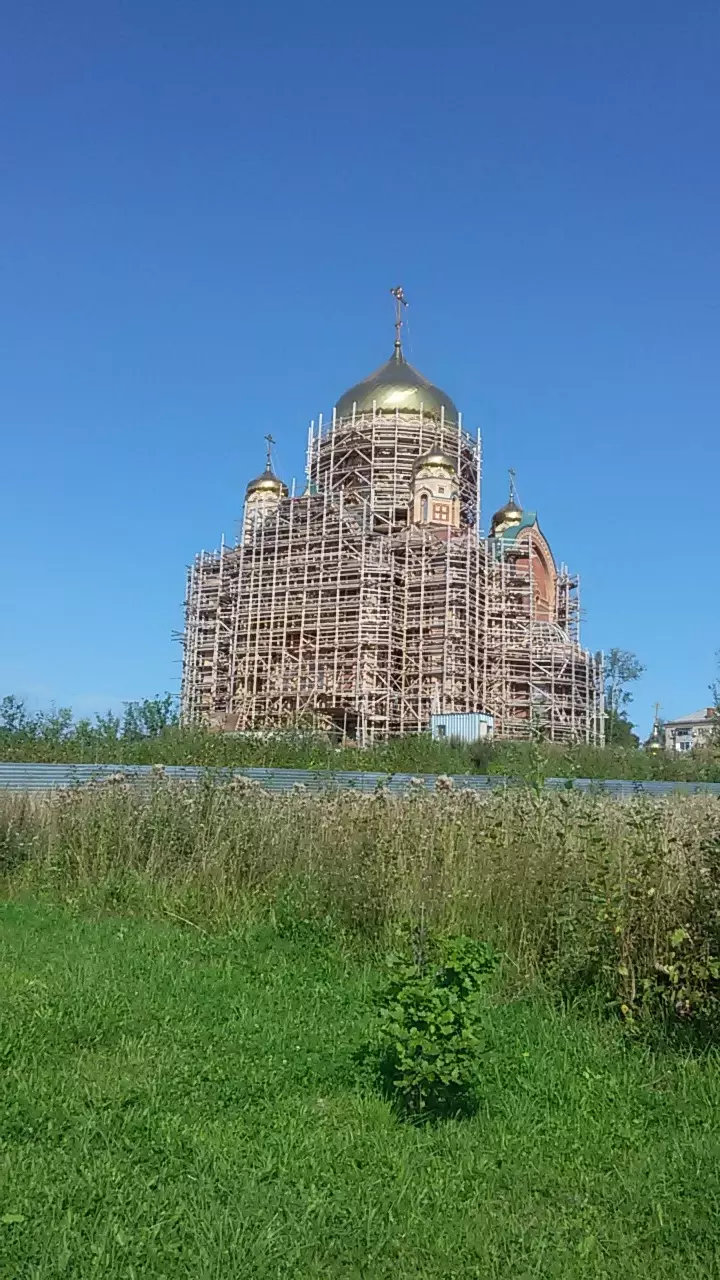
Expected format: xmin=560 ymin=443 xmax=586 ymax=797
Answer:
xmin=3 ymin=781 xmax=720 ymax=1276
xmin=2 ymin=692 xmax=720 ymax=780
xmin=4 ymin=780 xmax=720 ymax=1027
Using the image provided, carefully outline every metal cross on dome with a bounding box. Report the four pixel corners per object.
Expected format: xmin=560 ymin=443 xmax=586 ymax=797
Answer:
xmin=390 ymin=285 xmax=408 ymax=348
xmin=264 ymin=433 xmax=275 ymax=470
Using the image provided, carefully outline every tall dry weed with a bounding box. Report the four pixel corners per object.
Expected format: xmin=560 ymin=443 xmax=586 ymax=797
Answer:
xmin=2 ymin=780 xmax=720 ymax=1021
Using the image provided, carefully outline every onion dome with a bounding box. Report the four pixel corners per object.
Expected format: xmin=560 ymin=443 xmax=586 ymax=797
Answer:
xmin=412 ymin=446 xmax=457 ymax=475
xmin=490 ymin=498 xmax=522 ymax=534
xmin=644 ymin=712 xmax=664 ymax=752
xmin=491 ymin=469 xmax=525 ymax=535
xmin=245 ymin=465 xmax=288 ymax=499
xmin=335 ymin=343 xmax=458 ymax=423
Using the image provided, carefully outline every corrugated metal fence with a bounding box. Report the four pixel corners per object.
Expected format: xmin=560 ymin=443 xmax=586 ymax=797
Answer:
xmin=1 ymin=763 xmax=719 ymax=797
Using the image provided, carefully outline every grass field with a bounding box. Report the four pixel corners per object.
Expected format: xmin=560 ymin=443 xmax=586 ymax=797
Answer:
xmin=3 ymin=899 xmax=720 ymax=1279
xmin=3 ymin=785 xmax=720 ymax=1276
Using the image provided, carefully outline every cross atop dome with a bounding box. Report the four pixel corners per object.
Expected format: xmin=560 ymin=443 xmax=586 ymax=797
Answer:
xmin=390 ymin=285 xmax=408 ymax=355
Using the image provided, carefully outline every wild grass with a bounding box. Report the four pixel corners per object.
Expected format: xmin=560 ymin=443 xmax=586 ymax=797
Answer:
xmin=3 ymin=722 xmax=720 ymax=779
xmin=3 ymin=899 xmax=720 ymax=1277
xmin=3 ymin=781 xmax=720 ymax=1024
xmin=2 ymin=693 xmax=720 ymax=779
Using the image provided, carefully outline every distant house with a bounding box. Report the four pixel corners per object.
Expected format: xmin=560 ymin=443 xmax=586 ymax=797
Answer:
xmin=664 ymin=708 xmax=717 ymax=752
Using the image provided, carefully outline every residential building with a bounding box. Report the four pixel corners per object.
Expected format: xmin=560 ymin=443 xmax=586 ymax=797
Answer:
xmin=664 ymin=709 xmax=717 ymax=752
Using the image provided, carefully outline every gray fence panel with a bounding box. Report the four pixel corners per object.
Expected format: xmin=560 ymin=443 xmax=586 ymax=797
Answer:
xmin=1 ymin=763 xmax=720 ymax=796
xmin=544 ymin=777 xmax=720 ymax=797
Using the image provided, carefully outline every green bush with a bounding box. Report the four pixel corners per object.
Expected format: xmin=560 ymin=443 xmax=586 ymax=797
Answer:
xmin=648 ymin=926 xmax=720 ymax=1034
xmin=371 ymin=931 xmax=498 ymax=1120
xmin=469 ymin=737 xmax=720 ymax=783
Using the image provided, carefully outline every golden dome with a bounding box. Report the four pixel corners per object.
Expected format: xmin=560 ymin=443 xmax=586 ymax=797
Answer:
xmin=335 ymin=344 xmax=458 ymax=422
xmin=491 ymin=499 xmax=523 ymax=534
xmin=645 ymin=719 xmax=664 ymax=751
xmin=246 ymin=466 xmax=288 ymax=498
xmin=413 ymin=447 xmax=457 ymax=474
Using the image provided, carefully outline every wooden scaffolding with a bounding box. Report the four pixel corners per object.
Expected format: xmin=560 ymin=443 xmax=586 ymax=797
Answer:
xmin=181 ymin=405 xmax=603 ymax=744
xmin=482 ymin=536 xmax=604 ymax=742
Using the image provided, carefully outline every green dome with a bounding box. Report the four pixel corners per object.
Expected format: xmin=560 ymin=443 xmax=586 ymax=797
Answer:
xmin=335 ymin=344 xmax=458 ymax=422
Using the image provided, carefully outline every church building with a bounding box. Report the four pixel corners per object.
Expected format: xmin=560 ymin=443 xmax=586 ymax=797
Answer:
xmin=181 ymin=292 xmax=604 ymax=743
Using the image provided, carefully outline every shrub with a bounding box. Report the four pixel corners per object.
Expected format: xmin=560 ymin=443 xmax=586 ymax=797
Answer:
xmin=370 ymin=929 xmax=499 ymax=1121
xmin=649 ymin=926 xmax=720 ymax=1032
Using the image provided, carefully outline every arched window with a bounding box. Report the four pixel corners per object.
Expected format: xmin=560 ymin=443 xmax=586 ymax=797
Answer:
xmin=531 ymin=545 xmax=553 ymax=620
xmin=421 ymin=493 xmax=429 ymax=523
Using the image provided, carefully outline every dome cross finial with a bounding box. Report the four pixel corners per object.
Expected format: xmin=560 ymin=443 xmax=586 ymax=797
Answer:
xmin=390 ymin=285 xmax=407 ymax=358
xmin=264 ymin=433 xmax=276 ymax=472
xmin=508 ymin=467 xmax=521 ymax=508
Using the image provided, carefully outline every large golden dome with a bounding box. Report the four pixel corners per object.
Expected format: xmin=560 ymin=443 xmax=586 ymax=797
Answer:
xmin=335 ymin=343 xmax=458 ymax=422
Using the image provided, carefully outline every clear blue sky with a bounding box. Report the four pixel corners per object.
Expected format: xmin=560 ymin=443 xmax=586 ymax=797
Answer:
xmin=2 ymin=1 xmax=719 ymax=734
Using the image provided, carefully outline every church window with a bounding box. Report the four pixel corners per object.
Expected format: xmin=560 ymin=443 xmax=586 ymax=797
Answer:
xmin=421 ymin=494 xmax=429 ymax=523
xmin=433 ymin=502 xmax=450 ymax=522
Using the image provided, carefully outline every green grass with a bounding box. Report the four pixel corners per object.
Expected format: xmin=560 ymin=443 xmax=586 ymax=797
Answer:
xmin=3 ymin=899 xmax=720 ymax=1278
xmin=3 ymin=718 xmax=720 ymax=781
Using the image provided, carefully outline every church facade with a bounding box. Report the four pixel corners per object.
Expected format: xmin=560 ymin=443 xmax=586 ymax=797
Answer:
xmin=181 ymin=300 xmax=604 ymax=743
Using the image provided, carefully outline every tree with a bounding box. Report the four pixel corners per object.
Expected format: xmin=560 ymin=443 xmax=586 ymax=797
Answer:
xmin=711 ymin=651 xmax=720 ymax=743
xmin=603 ymin=648 xmax=645 ymax=746
xmin=609 ymin=714 xmax=640 ymax=748
xmin=0 ymin=695 xmax=32 ymax=735
xmin=33 ymin=706 xmax=74 ymax=742
xmin=121 ymin=695 xmax=179 ymax=739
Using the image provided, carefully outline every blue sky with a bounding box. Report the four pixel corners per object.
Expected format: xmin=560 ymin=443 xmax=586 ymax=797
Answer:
xmin=2 ymin=1 xmax=718 ymax=734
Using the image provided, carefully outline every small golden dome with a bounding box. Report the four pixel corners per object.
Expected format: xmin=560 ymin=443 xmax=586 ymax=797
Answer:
xmin=413 ymin=447 xmax=457 ymax=475
xmin=491 ymin=499 xmax=523 ymax=534
xmin=246 ymin=467 xmax=288 ymax=498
